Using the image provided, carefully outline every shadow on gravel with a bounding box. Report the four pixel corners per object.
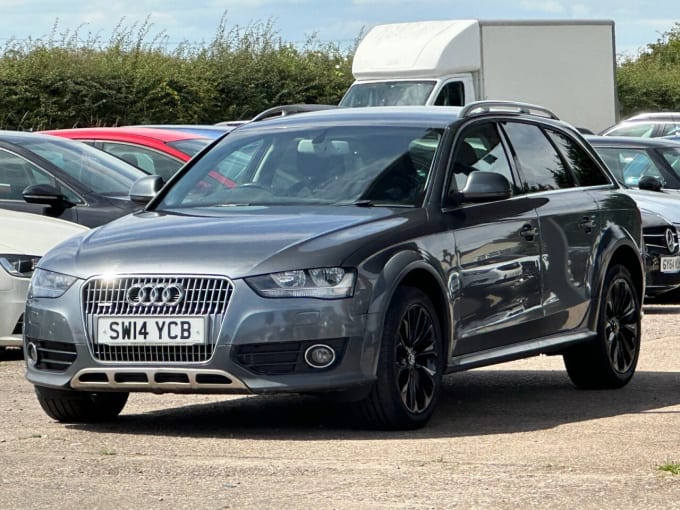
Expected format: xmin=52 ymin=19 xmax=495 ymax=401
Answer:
xmin=67 ymin=368 xmax=680 ymax=440
xmin=643 ymin=305 xmax=680 ymax=315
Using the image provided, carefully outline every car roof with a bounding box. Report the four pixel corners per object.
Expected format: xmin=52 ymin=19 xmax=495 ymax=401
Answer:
xmin=0 ymin=129 xmax=80 ymax=142
xmin=233 ymin=106 xmax=464 ymax=131
xmin=231 ymin=105 xmax=580 ymax=139
xmin=626 ymin=112 xmax=680 ymax=121
xmin=41 ymin=126 xmax=207 ymax=142
xmin=132 ymin=124 xmax=235 ymax=138
xmin=586 ymin=134 xmax=680 ymax=148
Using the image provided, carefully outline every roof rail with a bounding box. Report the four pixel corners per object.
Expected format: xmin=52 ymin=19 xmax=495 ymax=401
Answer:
xmin=459 ymin=100 xmax=560 ymax=120
xmin=250 ymin=104 xmax=338 ymax=122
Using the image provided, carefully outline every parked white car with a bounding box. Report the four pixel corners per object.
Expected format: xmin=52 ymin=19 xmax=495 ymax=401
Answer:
xmin=0 ymin=209 xmax=88 ymax=349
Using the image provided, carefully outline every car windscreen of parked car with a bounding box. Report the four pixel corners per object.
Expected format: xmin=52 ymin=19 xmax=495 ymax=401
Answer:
xmin=588 ymin=138 xmax=680 ymax=189
xmin=159 ymin=125 xmax=441 ymax=209
xmin=10 ymin=135 xmax=145 ymax=196
xmin=165 ymin=138 xmax=212 ymax=156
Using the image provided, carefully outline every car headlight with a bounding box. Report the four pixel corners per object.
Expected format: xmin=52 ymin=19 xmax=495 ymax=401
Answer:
xmin=0 ymin=254 xmax=41 ymax=278
xmin=246 ymin=267 xmax=356 ymax=298
xmin=28 ymin=268 xmax=78 ymax=298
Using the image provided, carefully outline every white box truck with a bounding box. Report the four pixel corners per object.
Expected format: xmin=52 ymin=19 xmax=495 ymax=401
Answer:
xmin=339 ymin=19 xmax=619 ymax=133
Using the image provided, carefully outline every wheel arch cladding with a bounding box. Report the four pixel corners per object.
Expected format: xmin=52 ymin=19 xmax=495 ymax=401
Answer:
xmin=591 ymin=244 xmax=644 ymax=332
xmin=398 ymin=268 xmax=451 ymax=359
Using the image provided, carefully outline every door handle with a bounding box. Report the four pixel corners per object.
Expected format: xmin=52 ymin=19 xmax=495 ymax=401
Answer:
xmin=520 ymin=224 xmax=538 ymax=241
xmin=579 ymin=216 xmax=596 ymax=233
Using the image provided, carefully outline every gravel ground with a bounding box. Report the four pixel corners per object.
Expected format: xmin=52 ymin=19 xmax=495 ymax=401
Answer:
xmin=1 ymin=304 xmax=679 ymax=509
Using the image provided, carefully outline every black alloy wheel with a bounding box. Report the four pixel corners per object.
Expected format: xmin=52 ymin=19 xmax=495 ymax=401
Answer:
xmin=564 ymin=264 xmax=641 ymax=389
xmin=395 ymin=301 xmax=439 ymax=414
xmin=604 ymin=275 xmax=639 ymax=374
xmin=354 ymin=286 xmax=443 ymax=429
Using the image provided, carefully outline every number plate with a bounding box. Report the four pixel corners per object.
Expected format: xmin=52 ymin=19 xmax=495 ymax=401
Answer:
xmin=660 ymin=256 xmax=680 ymax=273
xmin=96 ymin=316 xmax=206 ymax=345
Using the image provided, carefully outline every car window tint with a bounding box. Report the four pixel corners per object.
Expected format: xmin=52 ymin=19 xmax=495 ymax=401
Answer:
xmin=596 ymin=147 xmax=660 ymax=187
xmin=449 ymin=122 xmax=515 ymax=192
xmin=660 ymin=123 xmax=680 ymax=136
xmin=166 ymin=138 xmax=211 ymax=157
xmin=21 ymin=138 xmax=143 ymax=195
xmin=434 ymin=81 xmax=464 ymax=106
xmin=660 ymin=148 xmax=680 ymax=174
xmin=0 ymin=149 xmax=39 ymax=199
xmin=607 ymin=123 xmax=655 ymax=137
xmin=502 ymin=122 xmax=574 ymax=192
xmin=0 ymin=148 xmax=80 ymax=203
xmin=160 ymin=126 xmax=442 ymax=208
xmin=546 ymin=130 xmax=609 ymax=186
xmin=100 ymin=142 xmax=181 ymax=181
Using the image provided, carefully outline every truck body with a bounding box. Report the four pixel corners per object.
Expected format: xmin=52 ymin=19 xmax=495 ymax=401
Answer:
xmin=339 ymin=19 xmax=619 ymax=133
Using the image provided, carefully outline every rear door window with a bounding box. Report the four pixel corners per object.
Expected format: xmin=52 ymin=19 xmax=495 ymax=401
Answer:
xmin=502 ymin=122 xmax=575 ymax=192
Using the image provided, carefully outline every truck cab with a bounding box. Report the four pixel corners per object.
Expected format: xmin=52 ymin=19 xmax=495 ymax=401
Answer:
xmin=339 ymin=75 xmax=475 ymax=107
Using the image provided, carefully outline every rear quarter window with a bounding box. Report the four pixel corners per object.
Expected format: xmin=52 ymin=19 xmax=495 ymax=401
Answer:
xmin=546 ymin=130 xmax=610 ymax=186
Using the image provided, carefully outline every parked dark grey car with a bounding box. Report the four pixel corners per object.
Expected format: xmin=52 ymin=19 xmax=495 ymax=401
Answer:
xmin=0 ymin=131 xmax=147 ymax=227
xmin=24 ymin=103 xmax=645 ymax=429
xmin=586 ymin=135 xmax=680 ymax=297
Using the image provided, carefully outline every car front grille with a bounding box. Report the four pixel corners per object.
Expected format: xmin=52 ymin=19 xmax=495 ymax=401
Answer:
xmin=643 ymin=226 xmax=679 ymax=254
xmin=82 ymin=275 xmax=232 ymax=363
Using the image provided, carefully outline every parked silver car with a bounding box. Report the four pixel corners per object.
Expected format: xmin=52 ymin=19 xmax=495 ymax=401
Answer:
xmin=0 ymin=209 xmax=88 ymax=349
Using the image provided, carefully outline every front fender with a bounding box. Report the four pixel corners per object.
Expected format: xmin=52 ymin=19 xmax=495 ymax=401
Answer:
xmin=359 ymin=247 xmax=453 ymax=373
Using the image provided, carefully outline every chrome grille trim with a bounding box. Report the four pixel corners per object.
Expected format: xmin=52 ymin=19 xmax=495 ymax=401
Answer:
xmin=82 ymin=275 xmax=233 ymax=363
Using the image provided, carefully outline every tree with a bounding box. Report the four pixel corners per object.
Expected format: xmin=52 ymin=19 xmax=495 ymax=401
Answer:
xmin=617 ymin=23 xmax=680 ymax=117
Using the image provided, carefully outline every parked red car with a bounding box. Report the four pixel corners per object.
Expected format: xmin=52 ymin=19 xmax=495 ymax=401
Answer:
xmin=42 ymin=127 xmax=213 ymax=181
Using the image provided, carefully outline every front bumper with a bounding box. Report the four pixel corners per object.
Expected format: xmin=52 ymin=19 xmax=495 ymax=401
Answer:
xmin=24 ymin=277 xmax=381 ymax=394
xmin=644 ymin=252 xmax=680 ymax=297
xmin=0 ymin=273 xmax=29 ymax=347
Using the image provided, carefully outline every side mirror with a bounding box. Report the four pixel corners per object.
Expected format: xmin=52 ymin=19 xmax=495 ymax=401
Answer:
xmin=458 ymin=172 xmax=512 ymax=203
xmin=638 ymin=175 xmax=663 ymax=192
xmin=129 ymin=175 xmax=164 ymax=203
xmin=22 ymin=184 xmax=70 ymax=206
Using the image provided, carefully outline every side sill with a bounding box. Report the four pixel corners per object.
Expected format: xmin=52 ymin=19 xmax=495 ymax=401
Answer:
xmin=447 ymin=330 xmax=595 ymax=373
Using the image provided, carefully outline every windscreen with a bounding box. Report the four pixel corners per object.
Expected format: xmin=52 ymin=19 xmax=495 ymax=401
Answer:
xmin=660 ymin=147 xmax=680 ymax=175
xmin=157 ymin=125 xmax=442 ymax=209
xmin=14 ymin=136 xmax=146 ymax=194
xmin=339 ymin=81 xmax=435 ymax=107
xmin=167 ymin=138 xmax=212 ymax=156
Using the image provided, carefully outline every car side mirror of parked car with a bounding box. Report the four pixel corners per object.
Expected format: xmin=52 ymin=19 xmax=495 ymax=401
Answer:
xmin=638 ymin=175 xmax=663 ymax=192
xmin=457 ymin=171 xmax=512 ymax=204
xmin=129 ymin=175 xmax=164 ymax=203
xmin=22 ymin=184 xmax=73 ymax=207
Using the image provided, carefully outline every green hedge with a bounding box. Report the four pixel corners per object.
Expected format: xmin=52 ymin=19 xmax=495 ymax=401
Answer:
xmin=0 ymin=17 xmax=355 ymax=130
xmin=2 ymin=17 xmax=680 ymax=130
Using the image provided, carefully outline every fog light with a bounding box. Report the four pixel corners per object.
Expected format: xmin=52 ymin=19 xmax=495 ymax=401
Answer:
xmin=26 ymin=342 xmax=39 ymax=366
xmin=304 ymin=344 xmax=336 ymax=369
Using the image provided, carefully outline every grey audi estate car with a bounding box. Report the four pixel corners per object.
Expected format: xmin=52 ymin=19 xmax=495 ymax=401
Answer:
xmin=24 ymin=102 xmax=645 ymax=429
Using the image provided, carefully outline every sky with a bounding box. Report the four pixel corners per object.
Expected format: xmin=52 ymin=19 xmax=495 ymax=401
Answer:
xmin=0 ymin=0 xmax=677 ymax=59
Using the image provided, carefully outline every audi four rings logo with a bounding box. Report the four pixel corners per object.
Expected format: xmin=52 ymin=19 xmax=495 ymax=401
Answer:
xmin=126 ymin=283 xmax=185 ymax=306
xmin=666 ymin=228 xmax=679 ymax=254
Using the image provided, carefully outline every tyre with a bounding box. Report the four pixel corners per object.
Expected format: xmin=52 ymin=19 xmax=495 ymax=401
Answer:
xmin=353 ymin=286 xmax=444 ymax=429
xmin=564 ymin=264 xmax=641 ymax=389
xmin=34 ymin=385 xmax=129 ymax=423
